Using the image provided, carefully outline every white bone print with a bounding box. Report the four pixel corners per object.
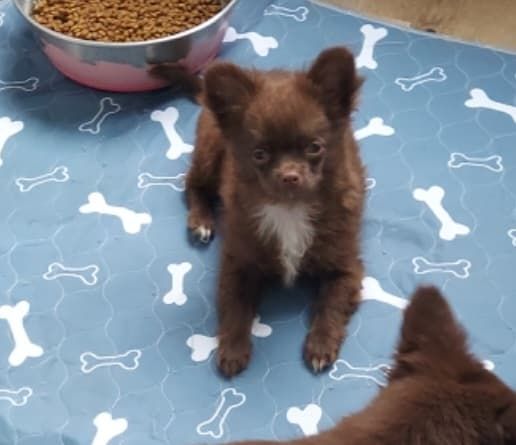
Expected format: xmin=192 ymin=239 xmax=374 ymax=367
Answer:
xmin=395 ymin=67 xmax=446 ymax=92
xmin=80 ymin=349 xmax=142 ymax=373
xmin=0 ymin=116 xmax=24 ymax=167
xmin=186 ymin=316 xmax=272 ymax=362
xmin=355 ymin=24 xmax=388 ymax=70
xmin=43 ymin=262 xmax=99 ymax=286
xmin=286 ymin=404 xmax=322 ymax=436
xmin=150 ymin=107 xmax=194 ymax=160
xmin=264 ymin=4 xmax=309 ymax=22
xmin=79 ymin=192 xmax=152 ymax=234
xmin=354 ymin=117 xmax=395 ymax=140
xmin=465 ymin=88 xmax=516 ymax=123
xmin=78 ymin=97 xmax=121 ymax=134
xmin=162 ymin=262 xmax=192 ymax=305
xmin=413 ymin=186 xmax=470 ymax=241
xmin=16 ymin=166 xmax=69 ymax=192
xmin=91 ymin=412 xmax=128 ymax=445
xmin=196 ymin=388 xmax=246 ymax=439
xmin=361 ymin=277 xmax=408 ymax=309
xmin=0 ymin=386 xmax=33 ymax=406
xmin=330 ymin=360 xmax=390 ymax=386
xmin=223 ymin=26 xmax=279 ymax=57
xmin=483 ymin=360 xmax=495 ymax=371
xmin=412 ymin=256 xmax=471 ymax=279
xmin=365 ymin=178 xmax=376 ymax=190
xmin=448 ymin=152 xmax=503 ymax=172
xmin=0 ymin=301 xmax=44 ymax=366
xmin=0 ymin=77 xmax=39 ymax=92
xmin=137 ymin=172 xmax=186 ymax=191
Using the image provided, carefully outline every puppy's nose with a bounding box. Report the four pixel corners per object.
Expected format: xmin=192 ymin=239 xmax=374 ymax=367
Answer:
xmin=282 ymin=171 xmax=301 ymax=185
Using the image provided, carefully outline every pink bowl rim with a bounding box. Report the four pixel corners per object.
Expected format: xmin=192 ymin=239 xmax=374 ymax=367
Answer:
xmin=13 ymin=0 xmax=239 ymax=48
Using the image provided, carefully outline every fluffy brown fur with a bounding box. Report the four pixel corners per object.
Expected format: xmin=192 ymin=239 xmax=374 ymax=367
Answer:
xmin=153 ymin=47 xmax=365 ymax=377
xmin=227 ymin=286 xmax=516 ymax=445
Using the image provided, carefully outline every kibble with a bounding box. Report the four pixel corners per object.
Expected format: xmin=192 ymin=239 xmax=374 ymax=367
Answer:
xmin=32 ymin=0 xmax=224 ymax=42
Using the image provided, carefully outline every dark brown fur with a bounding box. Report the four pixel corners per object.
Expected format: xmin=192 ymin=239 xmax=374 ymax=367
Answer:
xmin=227 ymin=287 xmax=516 ymax=445
xmin=154 ymin=48 xmax=365 ymax=377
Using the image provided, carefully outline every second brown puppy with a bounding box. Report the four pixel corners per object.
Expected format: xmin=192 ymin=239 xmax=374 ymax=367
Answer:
xmin=184 ymin=47 xmax=365 ymax=377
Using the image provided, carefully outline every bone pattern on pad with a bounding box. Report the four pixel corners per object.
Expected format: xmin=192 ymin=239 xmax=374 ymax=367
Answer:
xmin=354 ymin=117 xmax=395 ymax=141
xmin=92 ymin=412 xmax=128 ymax=445
xmin=197 ymin=388 xmax=246 ymax=439
xmin=361 ymin=277 xmax=408 ymax=310
xmin=508 ymin=229 xmax=516 ymax=247
xmin=186 ymin=316 xmax=273 ymax=362
xmin=187 ymin=335 xmax=218 ymax=362
xmin=223 ymin=26 xmax=279 ymax=57
xmin=448 ymin=152 xmax=503 ymax=173
xmin=78 ymin=97 xmax=121 ymax=135
xmin=0 ymin=301 xmax=44 ymax=366
xmin=0 ymin=116 xmax=24 ymax=167
xmin=163 ymin=262 xmax=192 ymax=305
xmin=355 ymin=24 xmax=388 ymax=70
xmin=80 ymin=349 xmax=142 ymax=374
xmin=264 ymin=4 xmax=309 ymax=22
xmin=0 ymin=76 xmax=39 ymax=92
xmin=395 ymin=67 xmax=447 ymax=92
xmin=150 ymin=107 xmax=194 ymax=160
xmin=79 ymin=192 xmax=152 ymax=234
xmin=413 ymin=185 xmax=470 ymax=241
xmin=465 ymin=88 xmax=516 ymax=123
xmin=329 ymin=360 xmax=391 ymax=387
xmin=412 ymin=256 xmax=471 ymax=279
xmin=137 ymin=172 xmax=186 ymax=191
xmin=286 ymin=404 xmax=322 ymax=436
xmin=0 ymin=386 xmax=33 ymax=406
xmin=365 ymin=178 xmax=376 ymax=190
xmin=43 ymin=262 xmax=100 ymax=286
xmin=16 ymin=165 xmax=69 ymax=192
xmin=483 ymin=360 xmax=495 ymax=371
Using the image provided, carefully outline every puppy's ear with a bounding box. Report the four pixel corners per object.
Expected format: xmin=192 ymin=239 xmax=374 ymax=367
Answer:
xmin=203 ymin=62 xmax=257 ymax=131
xmin=307 ymin=47 xmax=363 ymax=121
xmin=390 ymin=286 xmax=475 ymax=380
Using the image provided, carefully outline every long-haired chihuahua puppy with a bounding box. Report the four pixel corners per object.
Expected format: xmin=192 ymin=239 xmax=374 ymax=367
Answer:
xmin=154 ymin=47 xmax=365 ymax=377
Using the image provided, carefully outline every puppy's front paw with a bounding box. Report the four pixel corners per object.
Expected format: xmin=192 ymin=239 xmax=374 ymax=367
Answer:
xmin=191 ymin=224 xmax=214 ymax=244
xmin=217 ymin=337 xmax=252 ymax=378
xmin=188 ymin=214 xmax=215 ymax=244
xmin=304 ymin=329 xmax=341 ymax=373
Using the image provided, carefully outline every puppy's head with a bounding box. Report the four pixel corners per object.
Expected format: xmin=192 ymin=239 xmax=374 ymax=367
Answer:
xmin=202 ymin=47 xmax=362 ymax=202
xmin=389 ymin=286 xmax=516 ymax=444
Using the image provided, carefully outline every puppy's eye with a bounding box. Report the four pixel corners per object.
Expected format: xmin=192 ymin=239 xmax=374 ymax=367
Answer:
xmin=253 ymin=148 xmax=270 ymax=164
xmin=306 ymin=141 xmax=325 ymax=157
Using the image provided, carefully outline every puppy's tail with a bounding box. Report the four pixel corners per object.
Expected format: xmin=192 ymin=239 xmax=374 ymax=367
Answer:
xmin=149 ymin=64 xmax=202 ymax=103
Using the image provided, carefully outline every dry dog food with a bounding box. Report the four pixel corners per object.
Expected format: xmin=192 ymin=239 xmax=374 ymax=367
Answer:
xmin=32 ymin=0 xmax=224 ymax=42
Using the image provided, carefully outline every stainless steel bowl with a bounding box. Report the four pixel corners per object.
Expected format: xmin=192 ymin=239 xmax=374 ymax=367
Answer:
xmin=14 ymin=0 xmax=239 ymax=92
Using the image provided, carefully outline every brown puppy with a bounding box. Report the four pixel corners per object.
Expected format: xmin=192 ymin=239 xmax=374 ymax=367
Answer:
xmin=155 ymin=47 xmax=365 ymax=377
xmin=227 ymin=287 xmax=516 ymax=445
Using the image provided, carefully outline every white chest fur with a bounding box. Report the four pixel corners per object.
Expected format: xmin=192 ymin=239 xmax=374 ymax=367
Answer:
xmin=255 ymin=203 xmax=315 ymax=286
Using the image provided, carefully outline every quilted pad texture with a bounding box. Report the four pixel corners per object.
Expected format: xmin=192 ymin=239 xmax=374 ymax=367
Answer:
xmin=0 ymin=0 xmax=515 ymax=444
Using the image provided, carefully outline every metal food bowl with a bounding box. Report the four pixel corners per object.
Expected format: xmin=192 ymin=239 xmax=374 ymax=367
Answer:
xmin=14 ymin=0 xmax=239 ymax=92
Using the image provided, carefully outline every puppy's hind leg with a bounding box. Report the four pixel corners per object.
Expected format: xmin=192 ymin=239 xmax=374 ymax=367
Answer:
xmin=186 ymin=116 xmax=223 ymax=244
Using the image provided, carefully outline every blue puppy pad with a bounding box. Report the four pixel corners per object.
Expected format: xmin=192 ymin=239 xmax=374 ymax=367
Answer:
xmin=0 ymin=0 xmax=516 ymax=444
